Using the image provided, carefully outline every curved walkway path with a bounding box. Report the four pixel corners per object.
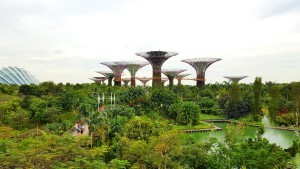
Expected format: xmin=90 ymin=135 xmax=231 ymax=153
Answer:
xmin=71 ymin=122 xmax=89 ymax=136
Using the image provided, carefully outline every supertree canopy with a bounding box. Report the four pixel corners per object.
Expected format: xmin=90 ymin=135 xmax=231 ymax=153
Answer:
xmin=100 ymin=62 xmax=127 ymax=86
xmin=181 ymin=58 xmax=221 ymax=88
xmin=161 ymin=69 xmax=186 ymax=89
xmin=136 ymin=50 xmax=178 ymax=88
xmin=137 ymin=77 xmax=151 ymax=87
xmin=116 ymin=61 xmax=149 ymax=87
xmin=224 ymin=76 xmax=248 ymax=83
xmin=89 ymin=77 xmax=107 ymax=84
xmin=175 ymin=73 xmax=190 ymax=85
xmin=161 ymin=78 xmax=168 ymax=86
xmin=96 ymin=71 xmax=114 ymax=86
xmin=122 ymin=78 xmax=131 ymax=86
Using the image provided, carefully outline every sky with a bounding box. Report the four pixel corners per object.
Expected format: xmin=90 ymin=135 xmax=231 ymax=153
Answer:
xmin=0 ymin=0 xmax=299 ymax=85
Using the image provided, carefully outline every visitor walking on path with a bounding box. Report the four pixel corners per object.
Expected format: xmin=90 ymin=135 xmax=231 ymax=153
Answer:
xmin=71 ymin=122 xmax=89 ymax=136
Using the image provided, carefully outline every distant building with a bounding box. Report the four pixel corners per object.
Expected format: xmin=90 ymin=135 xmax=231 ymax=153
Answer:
xmin=0 ymin=66 xmax=39 ymax=85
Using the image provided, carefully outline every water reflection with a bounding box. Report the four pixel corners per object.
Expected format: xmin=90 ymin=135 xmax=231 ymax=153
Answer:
xmin=189 ymin=122 xmax=298 ymax=149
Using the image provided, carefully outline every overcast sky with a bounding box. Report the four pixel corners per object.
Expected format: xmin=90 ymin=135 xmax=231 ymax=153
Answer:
xmin=0 ymin=0 xmax=299 ymax=85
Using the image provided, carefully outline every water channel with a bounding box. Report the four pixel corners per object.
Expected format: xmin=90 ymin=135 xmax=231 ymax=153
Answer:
xmin=188 ymin=122 xmax=299 ymax=149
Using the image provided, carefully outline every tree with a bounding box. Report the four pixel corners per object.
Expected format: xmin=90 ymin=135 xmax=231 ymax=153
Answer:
xmin=29 ymin=97 xmax=48 ymax=124
xmin=148 ymin=131 xmax=183 ymax=168
xmin=150 ymin=88 xmax=180 ymax=114
xmin=124 ymin=116 xmax=166 ymax=141
xmin=180 ymin=142 xmax=208 ymax=169
xmin=291 ymin=82 xmax=300 ymax=126
xmin=108 ymin=158 xmax=130 ymax=169
xmin=268 ymin=84 xmax=281 ymax=122
xmin=0 ymin=130 xmax=108 ymax=168
xmin=253 ymin=77 xmax=263 ymax=120
xmin=118 ymin=87 xmax=146 ymax=107
xmin=229 ymin=81 xmax=241 ymax=116
xmin=176 ymin=102 xmax=200 ymax=125
xmin=199 ymin=96 xmax=216 ymax=114
xmin=224 ymin=82 xmax=247 ymax=118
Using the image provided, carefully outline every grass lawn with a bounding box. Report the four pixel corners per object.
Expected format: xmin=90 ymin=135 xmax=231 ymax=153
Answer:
xmin=173 ymin=121 xmax=214 ymax=130
xmin=199 ymin=113 xmax=224 ymax=120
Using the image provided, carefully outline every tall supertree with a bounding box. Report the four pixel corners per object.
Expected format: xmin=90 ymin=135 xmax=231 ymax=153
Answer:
xmin=137 ymin=77 xmax=151 ymax=87
xmin=175 ymin=73 xmax=190 ymax=85
xmin=161 ymin=78 xmax=168 ymax=86
xmin=96 ymin=71 xmax=114 ymax=86
xmin=136 ymin=51 xmax=178 ymax=88
xmin=122 ymin=78 xmax=131 ymax=87
xmin=161 ymin=69 xmax=186 ymax=89
xmin=181 ymin=58 xmax=222 ymax=89
xmin=90 ymin=77 xmax=107 ymax=84
xmin=116 ymin=61 xmax=149 ymax=87
xmin=100 ymin=62 xmax=127 ymax=86
xmin=224 ymin=76 xmax=248 ymax=83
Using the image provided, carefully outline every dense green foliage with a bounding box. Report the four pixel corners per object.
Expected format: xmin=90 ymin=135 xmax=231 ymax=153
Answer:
xmin=0 ymin=80 xmax=300 ymax=168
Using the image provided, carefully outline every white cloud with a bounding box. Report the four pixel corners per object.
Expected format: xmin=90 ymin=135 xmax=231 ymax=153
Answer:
xmin=0 ymin=0 xmax=299 ymax=84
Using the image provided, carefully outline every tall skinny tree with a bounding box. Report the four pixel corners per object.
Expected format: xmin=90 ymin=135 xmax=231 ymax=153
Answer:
xmin=268 ymin=84 xmax=281 ymax=122
xmin=228 ymin=81 xmax=241 ymax=118
xmin=253 ymin=77 xmax=263 ymax=120
xmin=292 ymin=82 xmax=300 ymax=126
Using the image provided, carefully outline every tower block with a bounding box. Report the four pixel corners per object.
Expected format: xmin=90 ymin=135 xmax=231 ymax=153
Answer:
xmin=224 ymin=76 xmax=248 ymax=83
xmin=137 ymin=77 xmax=151 ymax=87
xmin=100 ymin=62 xmax=127 ymax=86
xmin=181 ymin=58 xmax=221 ymax=89
xmin=161 ymin=69 xmax=186 ymax=89
xmin=175 ymin=73 xmax=190 ymax=85
xmin=136 ymin=51 xmax=178 ymax=88
xmin=118 ymin=61 xmax=149 ymax=87
xmin=96 ymin=71 xmax=114 ymax=86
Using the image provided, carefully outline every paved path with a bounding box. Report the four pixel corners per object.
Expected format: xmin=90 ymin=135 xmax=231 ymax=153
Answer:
xmin=71 ymin=122 xmax=89 ymax=136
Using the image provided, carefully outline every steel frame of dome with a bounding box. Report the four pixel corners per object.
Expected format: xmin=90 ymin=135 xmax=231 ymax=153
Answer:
xmin=0 ymin=66 xmax=39 ymax=85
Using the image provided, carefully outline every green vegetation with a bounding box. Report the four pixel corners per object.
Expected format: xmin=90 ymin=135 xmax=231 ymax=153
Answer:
xmin=0 ymin=80 xmax=300 ymax=168
xmin=173 ymin=121 xmax=214 ymax=130
xmin=199 ymin=113 xmax=223 ymax=120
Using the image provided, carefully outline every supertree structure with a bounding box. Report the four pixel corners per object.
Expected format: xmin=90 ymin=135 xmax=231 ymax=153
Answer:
xmin=90 ymin=77 xmax=107 ymax=84
xmin=116 ymin=61 xmax=149 ymax=87
xmin=224 ymin=76 xmax=248 ymax=83
xmin=161 ymin=78 xmax=168 ymax=86
xmin=100 ymin=62 xmax=127 ymax=86
xmin=181 ymin=58 xmax=222 ymax=88
xmin=137 ymin=77 xmax=151 ymax=87
xmin=122 ymin=78 xmax=131 ymax=87
xmin=161 ymin=69 xmax=186 ymax=89
xmin=175 ymin=73 xmax=190 ymax=85
xmin=96 ymin=71 xmax=114 ymax=86
xmin=136 ymin=51 xmax=178 ymax=87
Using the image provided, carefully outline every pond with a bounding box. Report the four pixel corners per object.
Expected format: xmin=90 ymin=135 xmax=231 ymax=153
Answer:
xmin=188 ymin=122 xmax=299 ymax=149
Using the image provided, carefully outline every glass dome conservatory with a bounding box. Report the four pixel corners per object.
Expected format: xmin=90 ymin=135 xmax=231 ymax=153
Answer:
xmin=0 ymin=66 xmax=39 ymax=85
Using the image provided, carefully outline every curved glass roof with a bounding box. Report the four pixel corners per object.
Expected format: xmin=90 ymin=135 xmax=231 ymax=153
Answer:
xmin=0 ymin=66 xmax=39 ymax=85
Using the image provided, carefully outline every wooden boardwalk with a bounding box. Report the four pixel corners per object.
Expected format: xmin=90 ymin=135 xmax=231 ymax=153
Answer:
xmin=203 ymin=119 xmax=300 ymax=132
xmin=181 ymin=126 xmax=222 ymax=133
